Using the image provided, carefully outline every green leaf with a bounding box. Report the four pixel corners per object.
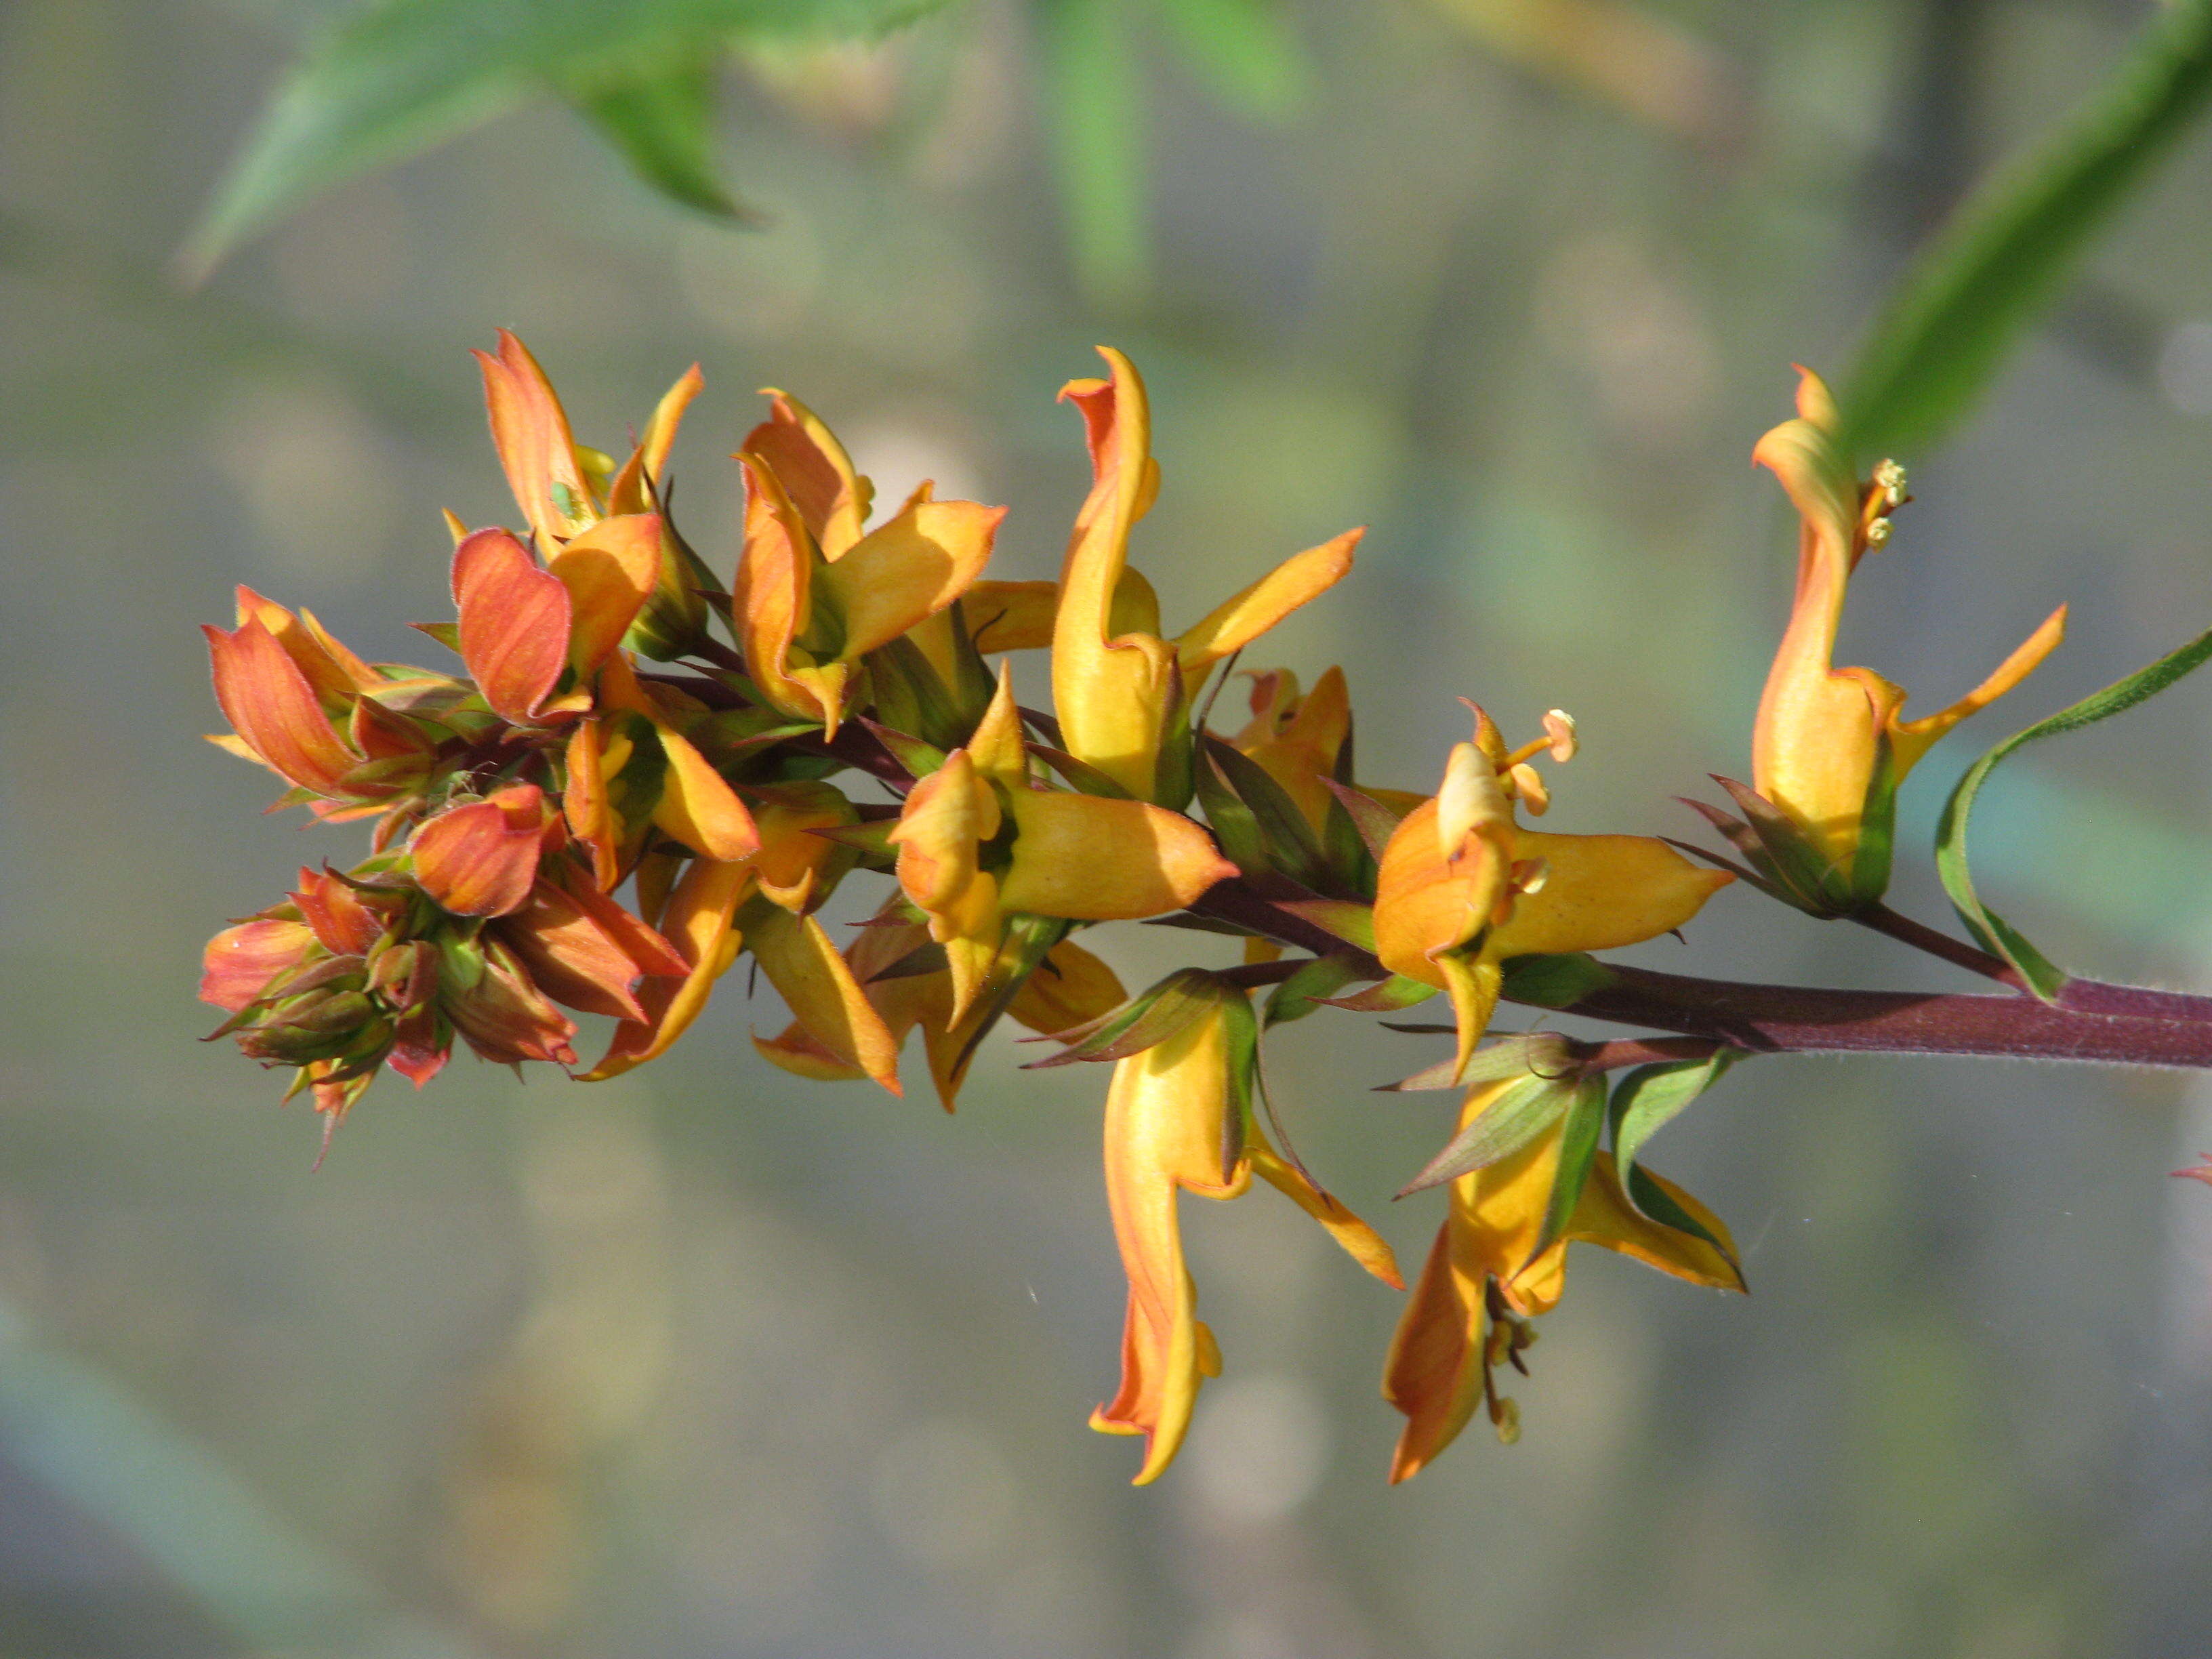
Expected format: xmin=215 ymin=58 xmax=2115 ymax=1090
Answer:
xmin=1497 ymin=952 xmax=1616 ymax=1010
xmin=1396 ymin=1073 xmax=1572 ymax=1198
xmin=564 ymin=49 xmax=755 ymax=221
xmin=182 ymin=0 xmax=948 ymax=279
xmin=1839 ymin=0 xmax=2212 ymax=459
xmin=1530 ymin=1076 xmax=1607 ymax=1261
xmin=1606 ymin=1048 xmax=1739 ymax=1201
xmin=1271 ymin=898 xmax=1375 ymax=954
xmin=1193 ymin=747 xmax=1272 ymax=876
xmin=1038 ymin=0 xmax=1147 ymax=304
xmin=1935 ymin=622 xmax=2212 ymax=1001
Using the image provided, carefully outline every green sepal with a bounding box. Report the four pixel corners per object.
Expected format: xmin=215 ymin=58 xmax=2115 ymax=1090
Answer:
xmin=1262 ymin=953 xmax=1366 ymax=1027
xmin=1498 ymin=952 xmax=1616 ymax=1010
xmin=863 ymin=635 xmax=966 ymax=754
xmin=1193 ymin=744 xmax=1272 ymax=876
xmin=1377 ymin=1033 xmax=1576 ymax=1094
xmin=1529 ymin=1076 xmax=1609 ymax=1261
xmin=1396 ymin=1073 xmax=1576 ymax=1198
xmin=1028 ymin=744 xmax=1139 ymax=801
xmin=855 ymin=718 xmax=947 ymax=783
xmin=1935 ymin=621 xmax=2212 ymax=1002
xmin=1271 ymin=899 xmax=1376 ymax=954
xmin=1606 ymin=1049 xmax=1740 ymax=1204
xmin=1846 ymin=733 xmax=1900 ymax=910
xmin=1201 ymin=736 xmax=1333 ymax=892
xmin=1711 ymin=776 xmax=1854 ymax=916
xmin=1215 ymin=985 xmax=1261 ymax=1183
xmin=1316 ymin=974 xmax=1438 ymax=1014
xmin=1022 ymin=966 xmax=1235 ymax=1067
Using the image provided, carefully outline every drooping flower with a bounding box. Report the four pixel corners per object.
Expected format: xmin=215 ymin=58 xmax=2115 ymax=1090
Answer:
xmin=1090 ymin=981 xmax=1401 ymax=1483
xmin=1372 ymin=712 xmax=1730 ymax=1080
xmin=1052 ymin=349 xmax=1362 ymax=804
xmin=1382 ymin=1071 xmax=1742 ymax=1481
xmin=1750 ymin=367 xmax=2066 ymax=903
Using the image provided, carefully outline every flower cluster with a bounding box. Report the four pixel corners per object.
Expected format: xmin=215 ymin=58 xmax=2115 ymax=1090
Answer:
xmin=200 ymin=342 xmax=2063 ymax=1483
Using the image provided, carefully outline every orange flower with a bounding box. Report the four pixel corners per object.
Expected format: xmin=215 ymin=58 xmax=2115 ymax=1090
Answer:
xmin=1052 ymin=349 xmax=1361 ymax=802
xmin=731 ymin=392 xmax=1006 ymax=733
xmin=1750 ymin=367 xmax=2066 ymax=901
xmin=1374 ymin=714 xmax=1729 ymax=1080
xmin=1384 ymin=1074 xmax=1742 ymax=1481
xmin=1090 ymin=983 xmax=1400 ymax=1483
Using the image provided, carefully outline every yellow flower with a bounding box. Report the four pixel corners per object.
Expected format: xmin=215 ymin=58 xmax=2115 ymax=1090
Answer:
xmin=732 ymin=393 xmax=1004 ymax=734
xmin=1382 ymin=1075 xmax=1742 ymax=1481
xmin=888 ymin=668 xmax=1237 ymax=1023
xmin=1092 ymin=987 xmax=1401 ymax=1483
xmin=1373 ymin=714 xmax=1730 ymax=1080
xmin=1052 ymin=349 xmax=1362 ymax=802
xmin=1751 ymin=367 xmax=2067 ymax=895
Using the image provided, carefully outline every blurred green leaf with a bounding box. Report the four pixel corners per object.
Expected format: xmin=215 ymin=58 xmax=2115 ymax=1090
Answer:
xmin=1840 ymin=0 xmax=2212 ymax=459
xmin=567 ymin=49 xmax=760 ymax=220
xmin=1150 ymin=0 xmax=1306 ymax=118
xmin=1935 ymin=622 xmax=2212 ymax=1002
xmin=182 ymin=0 xmax=948 ymax=279
xmin=1038 ymin=0 xmax=1148 ymax=303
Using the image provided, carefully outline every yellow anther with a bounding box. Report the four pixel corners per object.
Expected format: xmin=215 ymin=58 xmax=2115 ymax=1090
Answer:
xmin=1542 ymin=709 xmax=1578 ymax=762
xmin=1493 ymin=1397 xmax=1521 ymax=1444
xmin=1872 ymin=458 xmax=1907 ymax=506
xmin=1864 ymin=516 xmax=1893 ymax=550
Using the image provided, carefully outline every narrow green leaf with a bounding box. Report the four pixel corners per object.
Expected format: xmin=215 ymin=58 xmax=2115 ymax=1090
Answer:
xmin=565 ymin=51 xmax=754 ymax=221
xmin=1317 ymin=974 xmax=1438 ymax=1014
xmin=1935 ymin=623 xmax=2212 ymax=1001
xmin=1530 ymin=1077 xmax=1608 ymax=1261
xmin=1396 ymin=1074 xmax=1572 ymax=1198
xmin=1840 ymin=0 xmax=2212 ymax=458
xmin=182 ymin=0 xmax=949 ymax=279
xmin=1029 ymin=744 xmax=1139 ymax=801
xmin=1623 ymin=1165 xmax=1740 ymax=1278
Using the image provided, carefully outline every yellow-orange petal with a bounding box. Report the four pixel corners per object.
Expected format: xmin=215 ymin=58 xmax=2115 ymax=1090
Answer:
xmin=411 ymin=784 xmax=546 ymax=917
xmin=741 ymin=390 xmax=872 ymax=558
xmin=453 ymin=527 xmax=571 ymax=724
xmin=998 ymin=794 xmax=1235 ymax=920
xmin=476 ymin=331 xmax=596 ymax=540
xmin=966 ymin=580 xmax=1060 ymax=653
xmin=651 ymin=726 xmax=760 ymax=862
xmin=1174 ymin=528 xmax=1361 ymax=675
xmin=815 ymin=499 xmax=1006 ymax=659
xmin=583 ymin=857 xmax=753 ymax=1079
xmin=1488 ymin=831 xmax=1731 ymax=958
xmin=203 ymin=618 xmax=359 ymax=796
xmin=744 ymin=904 xmax=903 ymax=1094
xmin=549 ymin=513 xmax=662 ymax=678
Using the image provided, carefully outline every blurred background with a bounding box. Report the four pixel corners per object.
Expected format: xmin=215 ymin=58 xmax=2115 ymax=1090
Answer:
xmin=5 ymin=0 xmax=2212 ymax=1653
